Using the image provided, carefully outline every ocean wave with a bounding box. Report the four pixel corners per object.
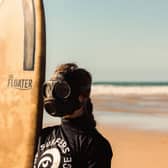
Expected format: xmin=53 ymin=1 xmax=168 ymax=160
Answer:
xmin=91 ymin=85 xmax=168 ymax=95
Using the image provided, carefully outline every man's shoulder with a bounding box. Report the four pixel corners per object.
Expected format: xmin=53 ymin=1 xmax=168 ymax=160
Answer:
xmin=88 ymin=129 xmax=113 ymax=155
xmin=80 ymin=129 xmax=110 ymax=148
xmin=88 ymin=129 xmax=109 ymax=142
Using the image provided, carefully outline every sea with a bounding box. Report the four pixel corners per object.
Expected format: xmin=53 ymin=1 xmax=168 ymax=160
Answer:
xmin=43 ymin=82 xmax=168 ymax=132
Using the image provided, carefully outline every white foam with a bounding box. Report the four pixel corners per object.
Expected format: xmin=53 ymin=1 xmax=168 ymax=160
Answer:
xmin=91 ymin=85 xmax=168 ymax=95
xmin=95 ymin=111 xmax=168 ymax=132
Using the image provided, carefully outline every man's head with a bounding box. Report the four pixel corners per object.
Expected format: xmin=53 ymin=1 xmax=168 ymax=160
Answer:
xmin=43 ymin=63 xmax=92 ymax=117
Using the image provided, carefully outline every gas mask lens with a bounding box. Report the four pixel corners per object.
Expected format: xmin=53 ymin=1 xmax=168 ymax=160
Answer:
xmin=43 ymin=80 xmax=71 ymax=99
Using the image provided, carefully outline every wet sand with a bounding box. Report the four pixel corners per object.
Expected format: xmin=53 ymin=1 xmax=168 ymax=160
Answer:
xmin=97 ymin=124 xmax=168 ymax=168
xmin=91 ymin=94 xmax=168 ymax=115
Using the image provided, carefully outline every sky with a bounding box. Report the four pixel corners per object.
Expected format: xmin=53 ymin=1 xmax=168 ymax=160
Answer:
xmin=43 ymin=0 xmax=168 ymax=82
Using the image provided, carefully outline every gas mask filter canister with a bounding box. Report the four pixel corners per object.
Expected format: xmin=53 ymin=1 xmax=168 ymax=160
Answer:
xmin=43 ymin=79 xmax=74 ymax=116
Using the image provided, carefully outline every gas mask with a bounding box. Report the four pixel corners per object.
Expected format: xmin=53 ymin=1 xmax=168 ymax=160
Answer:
xmin=43 ymin=73 xmax=90 ymax=117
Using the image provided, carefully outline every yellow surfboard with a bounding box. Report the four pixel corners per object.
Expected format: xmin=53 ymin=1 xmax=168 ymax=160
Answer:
xmin=0 ymin=0 xmax=46 ymax=167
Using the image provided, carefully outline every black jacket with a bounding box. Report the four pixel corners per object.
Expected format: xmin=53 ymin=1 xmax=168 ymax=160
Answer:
xmin=33 ymin=117 xmax=113 ymax=168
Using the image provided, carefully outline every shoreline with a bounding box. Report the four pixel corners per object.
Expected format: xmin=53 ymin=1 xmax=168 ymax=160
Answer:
xmin=91 ymin=93 xmax=168 ymax=115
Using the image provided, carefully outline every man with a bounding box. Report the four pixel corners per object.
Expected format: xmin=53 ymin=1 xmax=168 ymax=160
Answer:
xmin=33 ymin=63 xmax=113 ymax=168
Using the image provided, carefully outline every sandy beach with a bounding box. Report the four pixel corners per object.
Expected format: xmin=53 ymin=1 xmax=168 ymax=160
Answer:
xmin=97 ymin=124 xmax=168 ymax=168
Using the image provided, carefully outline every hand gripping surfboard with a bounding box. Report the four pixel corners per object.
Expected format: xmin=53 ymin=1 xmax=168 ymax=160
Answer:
xmin=0 ymin=0 xmax=46 ymax=167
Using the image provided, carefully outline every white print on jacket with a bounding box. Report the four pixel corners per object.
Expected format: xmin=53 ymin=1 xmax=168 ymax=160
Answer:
xmin=37 ymin=148 xmax=61 ymax=168
xmin=34 ymin=137 xmax=72 ymax=168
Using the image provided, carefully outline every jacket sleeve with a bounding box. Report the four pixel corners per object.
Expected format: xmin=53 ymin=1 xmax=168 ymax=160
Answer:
xmin=87 ymin=137 xmax=113 ymax=168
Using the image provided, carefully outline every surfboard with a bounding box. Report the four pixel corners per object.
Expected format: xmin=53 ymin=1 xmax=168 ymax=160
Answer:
xmin=0 ymin=0 xmax=46 ymax=167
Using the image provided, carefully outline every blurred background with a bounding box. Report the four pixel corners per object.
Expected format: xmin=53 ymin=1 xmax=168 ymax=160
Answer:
xmin=43 ymin=1 xmax=168 ymax=168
